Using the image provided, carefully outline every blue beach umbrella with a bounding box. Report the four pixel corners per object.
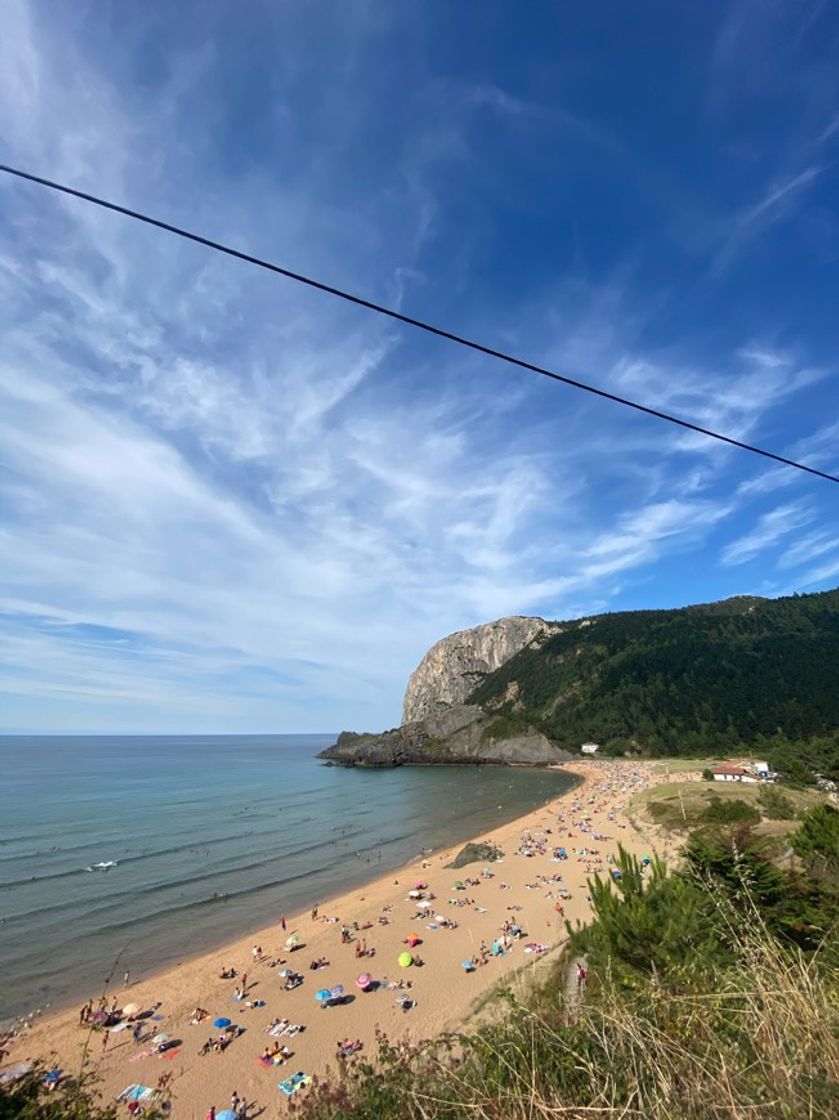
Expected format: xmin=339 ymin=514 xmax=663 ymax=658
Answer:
xmin=213 ymin=1017 xmax=231 ymax=1029
xmin=315 ymin=989 xmax=331 ymax=1002
xmin=216 ymin=1111 xmax=238 ymax=1120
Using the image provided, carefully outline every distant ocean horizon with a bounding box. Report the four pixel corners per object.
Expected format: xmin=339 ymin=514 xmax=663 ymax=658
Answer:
xmin=0 ymin=734 xmax=577 ymax=1024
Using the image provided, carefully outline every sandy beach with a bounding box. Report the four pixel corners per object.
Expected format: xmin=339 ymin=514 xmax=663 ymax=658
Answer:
xmin=6 ymin=760 xmax=676 ymax=1116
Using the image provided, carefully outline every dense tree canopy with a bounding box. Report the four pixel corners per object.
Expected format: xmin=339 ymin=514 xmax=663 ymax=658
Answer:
xmin=468 ymin=589 xmax=839 ymax=772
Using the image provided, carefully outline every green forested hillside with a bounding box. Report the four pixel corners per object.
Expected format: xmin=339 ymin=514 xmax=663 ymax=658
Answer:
xmin=467 ymin=589 xmax=839 ymax=772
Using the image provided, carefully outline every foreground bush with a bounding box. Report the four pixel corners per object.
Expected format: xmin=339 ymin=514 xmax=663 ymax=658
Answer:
xmin=292 ymin=812 xmax=839 ymax=1120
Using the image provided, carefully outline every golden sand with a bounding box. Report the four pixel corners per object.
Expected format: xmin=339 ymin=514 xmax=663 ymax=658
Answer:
xmin=9 ymin=760 xmax=679 ymax=1117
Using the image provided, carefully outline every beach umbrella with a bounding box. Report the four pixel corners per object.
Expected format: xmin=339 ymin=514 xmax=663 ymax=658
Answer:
xmin=315 ymin=989 xmax=331 ymax=1002
xmin=414 ymin=881 xmax=426 ymax=890
xmin=121 ymin=1002 xmax=140 ymax=1017
xmin=356 ymin=972 xmax=373 ymax=990
xmin=216 ymin=1111 xmax=238 ymax=1120
xmin=408 ymin=890 xmax=421 ymax=898
xmin=454 ymin=880 xmax=465 ymax=890
xmin=92 ymin=1010 xmax=109 ymax=1024
xmin=329 ymin=984 xmax=344 ymax=1000
xmin=284 ymin=933 xmax=300 ymax=949
xmin=44 ymin=1070 xmax=62 ymax=1085
xmin=435 ymin=914 xmax=445 ymax=923
xmin=213 ymin=1017 xmax=231 ymax=1029
xmin=416 ymin=900 xmax=431 ymax=909
xmin=278 ymin=969 xmax=294 ymax=977
xmin=151 ymin=1033 xmax=169 ymax=1045
xmin=398 ymin=951 xmax=413 ymax=968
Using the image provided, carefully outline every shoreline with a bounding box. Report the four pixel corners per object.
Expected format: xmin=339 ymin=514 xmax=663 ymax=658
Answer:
xmin=1 ymin=765 xmax=581 ymax=1030
xmin=8 ymin=761 xmax=669 ymax=1115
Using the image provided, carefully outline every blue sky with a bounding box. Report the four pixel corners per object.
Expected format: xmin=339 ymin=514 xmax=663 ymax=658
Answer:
xmin=1 ymin=0 xmax=838 ymax=734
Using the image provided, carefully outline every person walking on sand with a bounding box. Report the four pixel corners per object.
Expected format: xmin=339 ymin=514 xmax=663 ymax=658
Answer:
xmin=280 ymin=914 xmax=287 ymax=931
xmin=101 ymin=1029 xmax=110 ymax=1051
xmin=123 ymin=969 xmax=130 ymax=986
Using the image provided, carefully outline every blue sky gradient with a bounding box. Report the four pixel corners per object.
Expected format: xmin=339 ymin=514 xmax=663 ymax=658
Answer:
xmin=1 ymin=0 xmax=838 ymax=733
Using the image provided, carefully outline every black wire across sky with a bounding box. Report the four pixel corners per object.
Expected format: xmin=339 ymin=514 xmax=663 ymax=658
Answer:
xmin=1 ymin=161 xmax=836 ymax=486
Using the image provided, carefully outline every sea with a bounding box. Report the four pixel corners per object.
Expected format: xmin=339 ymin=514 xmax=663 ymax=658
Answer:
xmin=0 ymin=734 xmax=577 ymax=1024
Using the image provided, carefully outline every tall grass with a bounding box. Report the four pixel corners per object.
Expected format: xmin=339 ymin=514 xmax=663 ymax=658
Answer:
xmin=293 ymin=905 xmax=838 ymax=1119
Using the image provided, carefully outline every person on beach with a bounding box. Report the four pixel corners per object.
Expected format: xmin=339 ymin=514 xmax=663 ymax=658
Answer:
xmin=101 ymin=1029 xmax=110 ymax=1050
xmin=206 ymin=1108 xmax=216 ymax=1120
xmin=132 ymin=1022 xmax=143 ymax=1043
xmin=123 ymin=970 xmax=130 ymax=986
xmin=311 ymin=905 xmax=318 ymax=921
xmin=280 ymin=914 xmax=287 ymax=931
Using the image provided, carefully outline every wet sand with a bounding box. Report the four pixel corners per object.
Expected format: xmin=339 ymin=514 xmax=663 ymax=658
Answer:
xmin=7 ymin=760 xmax=676 ymax=1116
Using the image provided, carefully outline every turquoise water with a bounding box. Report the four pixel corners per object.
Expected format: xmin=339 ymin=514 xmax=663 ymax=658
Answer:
xmin=0 ymin=735 xmax=576 ymax=1023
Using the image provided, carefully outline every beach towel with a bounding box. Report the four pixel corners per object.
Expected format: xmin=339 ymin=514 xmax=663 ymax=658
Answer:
xmin=268 ymin=1023 xmax=288 ymax=1037
xmin=117 ymin=1085 xmax=157 ymax=1101
xmin=160 ymin=1048 xmax=181 ymax=1060
xmin=278 ymin=1072 xmax=310 ymax=1095
xmin=129 ymin=1051 xmax=152 ymax=1063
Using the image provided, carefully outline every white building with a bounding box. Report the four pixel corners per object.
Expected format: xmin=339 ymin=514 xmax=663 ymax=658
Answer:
xmin=581 ymin=742 xmax=600 ymax=755
xmin=711 ymin=762 xmax=757 ymax=783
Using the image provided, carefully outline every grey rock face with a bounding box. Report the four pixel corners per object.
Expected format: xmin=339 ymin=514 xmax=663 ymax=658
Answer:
xmin=317 ymin=705 xmax=570 ymax=768
xmin=402 ymin=616 xmax=561 ymax=723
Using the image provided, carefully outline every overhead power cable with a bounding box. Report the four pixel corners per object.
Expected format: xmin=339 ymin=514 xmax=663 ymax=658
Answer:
xmin=1 ymin=161 xmax=836 ymax=485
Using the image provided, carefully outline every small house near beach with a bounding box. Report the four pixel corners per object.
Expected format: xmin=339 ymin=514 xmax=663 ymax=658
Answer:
xmin=711 ymin=761 xmax=758 ymax=783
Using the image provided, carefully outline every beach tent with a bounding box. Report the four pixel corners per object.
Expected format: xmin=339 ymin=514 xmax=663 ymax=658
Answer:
xmin=213 ymin=1017 xmax=231 ymax=1028
xmin=356 ymin=972 xmax=373 ymax=990
xmin=398 ymin=951 xmax=413 ymax=967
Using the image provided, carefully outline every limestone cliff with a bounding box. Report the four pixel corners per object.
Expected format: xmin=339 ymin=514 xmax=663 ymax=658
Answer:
xmin=402 ymin=616 xmax=562 ymax=724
